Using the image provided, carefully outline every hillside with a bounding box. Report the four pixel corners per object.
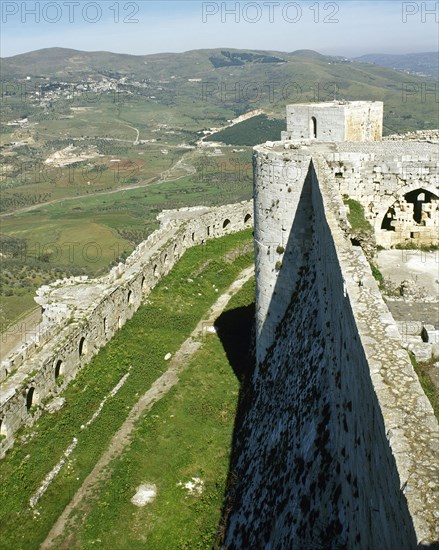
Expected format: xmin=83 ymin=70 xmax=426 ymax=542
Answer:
xmin=2 ymin=47 xmax=437 ymax=134
xmin=354 ymin=52 xmax=438 ymax=79
xmin=1 ymin=46 xmax=438 ymax=328
xmin=205 ymin=115 xmax=286 ymax=146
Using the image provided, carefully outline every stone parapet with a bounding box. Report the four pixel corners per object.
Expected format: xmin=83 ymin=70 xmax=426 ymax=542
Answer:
xmin=0 ymin=201 xmax=253 ymax=457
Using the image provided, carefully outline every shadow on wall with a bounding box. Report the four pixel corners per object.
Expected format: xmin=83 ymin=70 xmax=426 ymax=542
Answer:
xmin=214 ymin=303 xmax=257 ymax=545
xmin=260 ymin=161 xmax=314 ymax=362
xmin=214 ymin=304 xmax=255 ymax=383
xmin=216 ymin=162 xmax=418 ymax=549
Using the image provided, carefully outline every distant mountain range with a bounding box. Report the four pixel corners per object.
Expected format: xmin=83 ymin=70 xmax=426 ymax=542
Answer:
xmin=1 ymin=47 xmax=437 ymax=134
xmin=354 ymin=52 xmax=438 ymax=78
xmin=2 ymin=47 xmax=437 ymax=80
xmin=0 ymin=47 xmax=333 ymax=78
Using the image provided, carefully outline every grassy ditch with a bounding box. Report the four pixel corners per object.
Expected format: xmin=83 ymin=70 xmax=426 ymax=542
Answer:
xmin=55 ymin=277 xmax=255 ymax=549
xmin=0 ymin=229 xmax=254 ymax=549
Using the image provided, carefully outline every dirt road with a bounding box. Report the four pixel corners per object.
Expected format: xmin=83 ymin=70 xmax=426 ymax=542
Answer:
xmin=0 ymin=150 xmax=196 ymax=218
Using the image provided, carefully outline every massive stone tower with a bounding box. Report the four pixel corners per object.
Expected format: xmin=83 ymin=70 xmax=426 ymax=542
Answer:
xmin=281 ymin=100 xmax=383 ymax=142
xmin=254 ymin=101 xmax=384 ymax=363
xmin=221 ymin=103 xmax=438 ymax=548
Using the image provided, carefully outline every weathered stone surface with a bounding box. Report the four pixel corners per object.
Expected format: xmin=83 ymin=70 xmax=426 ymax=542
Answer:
xmin=1 ymin=102 xmax=437 ymax=548
xmin=322 ymin=140 xmax=439 ymax=248
xmin=422 ymin=325 xmax=439 ymax=344
xmin=405 ymin=340 xmax=433 ymax=363
xmin=224 ymin=107 xmax=438 ymax=548
xmin=282 ymin=100 xmax=383 ymax=142
xmin=45 ymin=397 xmax=65 ymax=414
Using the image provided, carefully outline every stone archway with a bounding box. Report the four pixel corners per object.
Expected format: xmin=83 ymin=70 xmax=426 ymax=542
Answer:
xmin=54 ymin=359 xmax=63 ymax=380
xmin=381 ymin=206 xmax=396 ymax=231
xmin=26 ymin=387 xmax=37 ymax=410
xmin=79 ymin=337 xmax=87 ymax=357
xmin=405 ymin=189 xmax=435 ymax=224
xmin=374 ymin=183 xmax=439 ymax=233
xmin=376 ymin=186 xmax=439 ymax=247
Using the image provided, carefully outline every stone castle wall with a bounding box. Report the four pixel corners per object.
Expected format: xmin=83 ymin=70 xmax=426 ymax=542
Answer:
xmin=0 ymin=201 xmax=253 ymax=457
xmin=384 ymin=129 xmax=439 ymax=143
xmin=228 ymin=142 xmax=439 ymax=547
xmin=323 ymin=143 xmax=439 ymax=247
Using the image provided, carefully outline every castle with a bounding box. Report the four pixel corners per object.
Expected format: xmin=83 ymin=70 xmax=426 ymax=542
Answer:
xmin=0 ymin=101 xmax=438 ymax=547
xmin=222 ymin=101 xmax=438 ymax=548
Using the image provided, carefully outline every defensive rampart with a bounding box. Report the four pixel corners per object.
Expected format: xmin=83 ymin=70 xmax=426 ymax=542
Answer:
xmin=222 ymin=142 xmax=438 ymax=548
xmin=0 ymin=201 xmax=253 ymax=457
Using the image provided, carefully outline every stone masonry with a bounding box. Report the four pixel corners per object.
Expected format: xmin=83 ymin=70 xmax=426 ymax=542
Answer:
xmin=280 ymin=101 xmax=438 ymax=248
xmin=0 ymin=201 xmax=253 ymax=457
xmin=1 ymin=101 xmax=437 ymax=548
xmin=222 ymin=103 xmax=438 ymax=548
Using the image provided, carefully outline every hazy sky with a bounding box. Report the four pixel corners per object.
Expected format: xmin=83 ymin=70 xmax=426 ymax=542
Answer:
xmin=1 ymin=0 xmax=438 ymax=58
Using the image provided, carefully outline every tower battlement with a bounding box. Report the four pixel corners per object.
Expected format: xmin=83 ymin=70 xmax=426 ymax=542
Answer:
xmin=281 ymin=100 xmax=383 ymax=142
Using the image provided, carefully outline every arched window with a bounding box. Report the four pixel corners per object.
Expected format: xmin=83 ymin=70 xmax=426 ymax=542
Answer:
xmin=55 ymin=359 xmax=63 ymax=380
xmin=381 ymin=189 xmax=438 ymax=230
xmin=223 ymin=219 xmax=231 ymax=229
xmin=244 ymin=213 xmax=252 ymax=224
xmin=26 ymin=387 xmax=35 ymax=410
xmin=79 ymin=337 xmax=87 ymax=357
